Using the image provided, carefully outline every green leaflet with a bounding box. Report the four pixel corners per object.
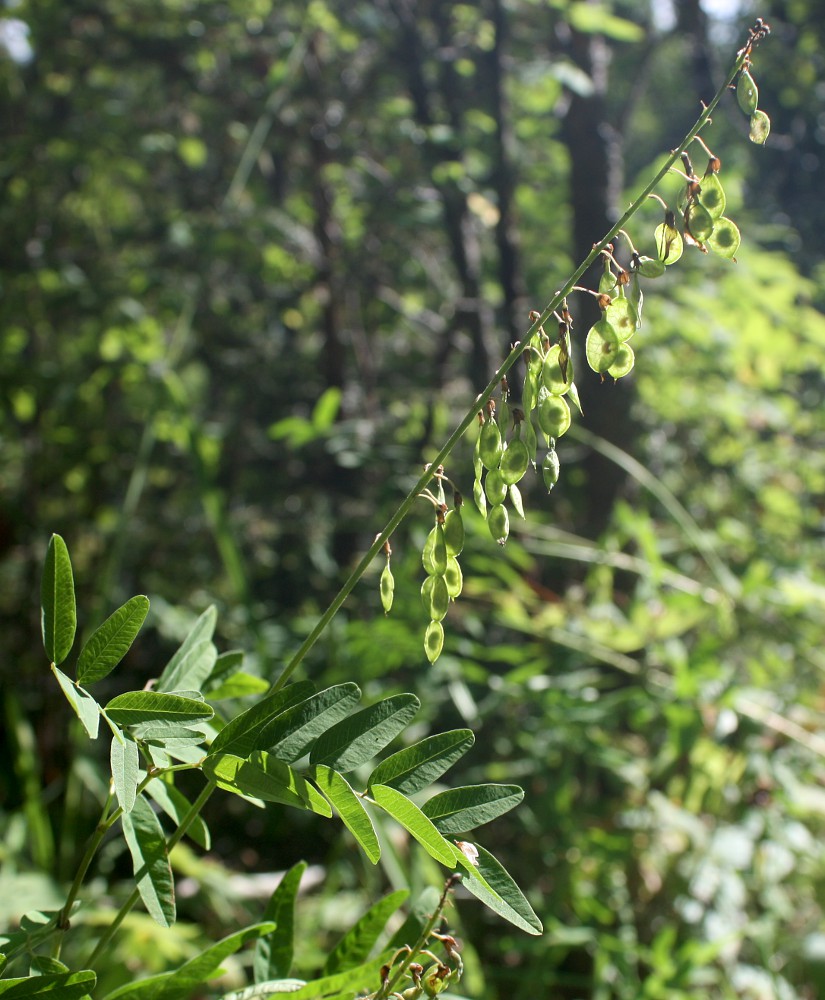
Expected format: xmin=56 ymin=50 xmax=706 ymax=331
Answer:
xmin=105 ymin=691 xmax=214 ymax=727
xmin=254 ymin=861 xmax=306 ymax=983
xmin=205 ymin=671 xmax=269 ymax=701
xmin=155 ymin=606 xmax=217 ymax=692
xmin=110 ymin=730 xmax=140 ymax=813
xmin=144 ymin=778 xmax=211 ymax=850
xmin=41 ymin=534 xmax=76 ymax=666
xmin=121 ymin=792 xmax=176 ymax=928
xmin=421 ymin=783 xmax=524 ymax=834
xmin=0 ymin=970 xmax=96 ymax=1000
xmin=156 ymin=639 xmax=217 ymax=696
xmin=371 ymin=784 xmax=456 ymax=867
xmin=286 ymin=954 xmax=394 ymax=1000
xmin=76 ymin=595 xmax=150 ymax=685
xmin=322 ymin=889 xmax=409 ymax=975
xmin=367 ymin=729 xmax=475 ymax=795
xmin=207 ymin=681 xmax=316 ymax=758
xmin=202 ymin=752 xmax=332 ymax=817
xmin=256 ymin=683 xmax=362 ymax=762
xmin=454 ymin=843 xmax=542 ymax=936
xmin=309 ymin=694 xmax=420 ymax=773
xmin=311 ymin=765 xmax=380 ymax=864
xmin=102 ymin=924 xmax=274 ymax=1000
xmin=51 ymin=666 xmax=100 ymax=739
xmin=221 ymin=983 xmax=306 ymax=1000
xmin=204 ymin=649 xmax=244 ymax=688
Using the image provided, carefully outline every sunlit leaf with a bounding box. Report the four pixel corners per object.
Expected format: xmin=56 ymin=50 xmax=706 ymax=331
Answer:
xmin=51 ymin=666 xmax=100 ymax=739
xmin=254 ymin=861 xmax=306 ymax=983
xmin=309 ymin=694 xmax=420 ymax=773
xmin=202 ymin=752 xmax=332 ymax=816
xmin=371 ymin=784 xmax=456 ymax=866
xmin=257 ymin=683 xmax=361 ymax=762
xmin=368 ymin=730 xmax=475 ymax=795
xmin=111 ymin=730 xmax=140 ymax=813
xmin=41 ymin=534 xmax=76 ymax=666
xmin=311 ymin=765 xmax=380 ymax=864
xmin=77 ymin=596 xmax=150 ymax=685
xmin=208 ymin=682 xmax=316 ymax=758
xmin=106 ymin=691 xmax=214 ymax=727
xmin=421 ymin=783 xmax=524 ymax=834
xmin=121 ymin=793 xmax=175 ymax=927
xmin=455 ymin=843 xmax=542 ymax=935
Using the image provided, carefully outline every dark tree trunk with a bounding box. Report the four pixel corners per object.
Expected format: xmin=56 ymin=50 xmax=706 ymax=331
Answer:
xmin=559 ymin=16 xmax=635 ymax=538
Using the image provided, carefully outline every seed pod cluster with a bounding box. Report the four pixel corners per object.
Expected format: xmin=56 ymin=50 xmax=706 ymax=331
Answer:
xmin=420 ymin=484 xmax=465 ymax=663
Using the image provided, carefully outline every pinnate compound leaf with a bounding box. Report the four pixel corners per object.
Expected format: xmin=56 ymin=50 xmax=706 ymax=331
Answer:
xmin=41 ymin=534 xmax=76 ymax=666
xmin=121 ymin=792 xmax=175 ymax=927
xmin=323 ymin=889 xmax=409 ymax=975
xmin=371 ymin=784 xmax=456 ymax=866
xmin=51 ymin=666 xmax=100 ymax=739
xmin=155 ymin=606 xmax=217 ymax=692
xmin=106 ymin=691 xmax=214 ymax=727
xmin=77 ymin=596 xmax=150 ymax=685
xmin=254 ymin=861 xmax=306 ymax=983
xmin=454 ymin=843 xmax=542 ymax=935
xmin=207 ymin=681 xmax=315 ymax=758
xmin=367 ymin=729 xmax=475 ymax=795
xmin=257 ymin=683 xmax=362 ymax=762
xmin=102 ymin=924 xmax=275 ymax=1000
xmin=309 ymin=694 xmax=420 ymax=773
xmin=202 ymin=752 xmax=332 ymax=817
xmin=311 ymin=765 xmax=380 ymax=864
xmin=144 ymin=778 xmax=211 ymax=850
xmin=111 ymin=730 xmax=140 ymax=813
xmin=0 ymin=970 xmax=96 ymax=1000
xmin=421 ymin=783 xmax=524 ymax=834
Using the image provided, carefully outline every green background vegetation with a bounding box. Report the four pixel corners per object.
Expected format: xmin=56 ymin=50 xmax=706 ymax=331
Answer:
xmin=3 ymin=0 xmax=825 ymax=997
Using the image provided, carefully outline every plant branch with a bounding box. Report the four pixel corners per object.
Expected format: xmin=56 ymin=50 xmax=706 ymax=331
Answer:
xmin=271 ymin=47 xmax=747 ymax=693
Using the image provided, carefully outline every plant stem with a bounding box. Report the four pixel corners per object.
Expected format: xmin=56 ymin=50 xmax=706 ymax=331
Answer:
xmin=84 ymin=779 xmax=216 ymax=967
xmin=373 ymin=876 xmax=458 ymax=1000
xmin=272 ymin=50 xmax=746 ymax=693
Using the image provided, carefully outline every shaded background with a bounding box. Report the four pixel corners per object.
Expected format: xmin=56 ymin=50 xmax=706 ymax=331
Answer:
xmin=3 ymin=0 xmax=825 ymax=997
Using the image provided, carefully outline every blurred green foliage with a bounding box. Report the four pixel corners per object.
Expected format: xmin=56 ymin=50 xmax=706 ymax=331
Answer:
xmin=3 ymin=0 xmax=825 ymax=997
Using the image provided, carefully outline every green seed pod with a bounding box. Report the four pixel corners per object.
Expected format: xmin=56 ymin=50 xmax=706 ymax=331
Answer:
xmin=567 ymin=381 xmax=584 ymax=416
xmin=509 ymin=483 xmax=526 ymax=519
xmin=499 ymin=439 xmax=530 ymax=486
xmin=604 ymin=296 xmax=636 ymax=342
xmin=520 ymin=416 xmax=538 ymax=468
xmin=444 ymin=555 xmax=463 ymax=599
xmin=607 ymin=342 xmax=635 ymax=380
xmin=478 ymin=419 xmax=503 ymax=471
xmin=737 ymin=69 xmax=758 ymax=115
xmin=541 ymin=344 xmax=574 ymax=395
xmin=627 ymin=273 xmax=643 ymax=330
xmin=707 ymin=216 xmax=741 ymax=259
xmin=538 ymin=391 xmax=571 ymax=439
xmin=585 ymin=319 xmax=620 ymax=373
xmin=484 ymin=468 xmax=508 ymax=505
xmin=488 ymin=503 xmax=509 ymax=545
xmin=472 ymin=430 xmax=483 ymax=478
xmin=749 ymin=110 xmax=771 ymax=145
xmin=380 ymin=563 xmax=394 ymax=614
xmin=598 ymin=257 xmax=617 ymax=294
xmin=542 ymin=449 xmax=560 ymax=492
xmin=443 ymin=508 xmax=464 ymax=556
xmin=497 ymin=397 xmax=510 ymax=433
xmin=473 ymin=474 xmax=487 ymax=517
xmin=432 ymin=522 xmax=448 ymax=575
xmin=685 ymin=199 xmax=714 ymax=243
xmin=697 ymin=173 xmax=726 ymax=220
xmin=424 ymin=620 xmax=444 ymax=664
xmin=421 ymin=574 xmax=450 ymax=622
xmin=522 ymin=366 xmax=539 ymax=416
xmin=655 ymin=216 xmax=683 ymax=265
xmin=634 ymin=255 xmax=666 ymax=279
